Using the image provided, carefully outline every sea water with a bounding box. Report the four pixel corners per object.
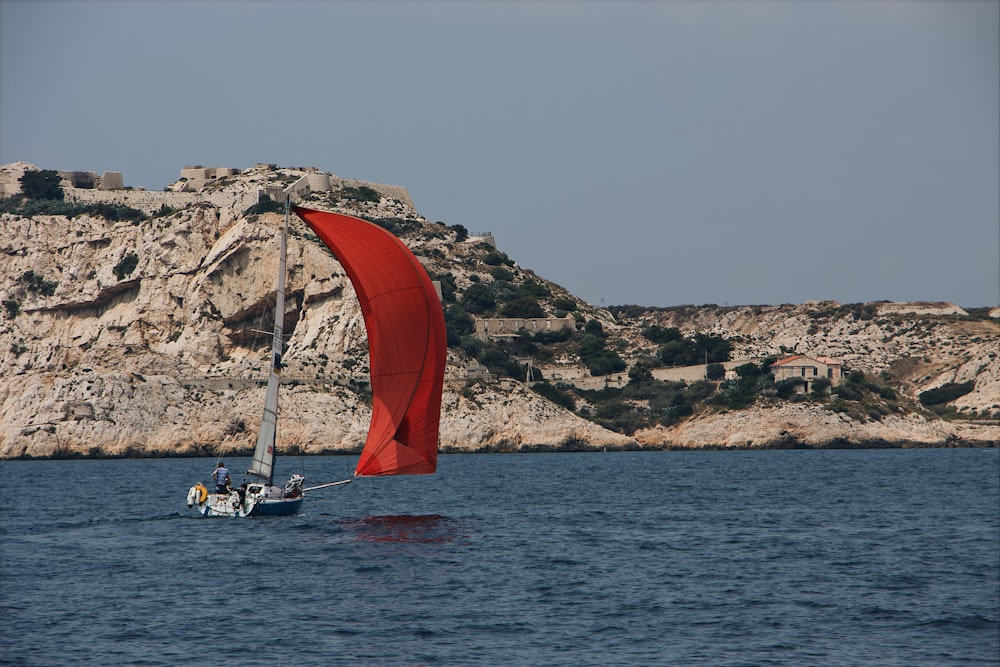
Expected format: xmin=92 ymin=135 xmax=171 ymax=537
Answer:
xmin=1 ymin=449 xmax=997 ymax=666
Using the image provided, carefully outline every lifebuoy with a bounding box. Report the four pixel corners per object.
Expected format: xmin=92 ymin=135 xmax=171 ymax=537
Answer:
xmin=194 ymin=483 xmax=208 ymax=503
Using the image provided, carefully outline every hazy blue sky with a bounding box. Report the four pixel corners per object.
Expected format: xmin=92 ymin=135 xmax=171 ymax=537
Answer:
xmin=2 ymin=1 xmax=997 ymax=308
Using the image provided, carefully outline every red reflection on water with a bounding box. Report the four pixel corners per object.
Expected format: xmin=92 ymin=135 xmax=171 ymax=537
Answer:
xmin=339 ymin=514 xmax=459 ymax=543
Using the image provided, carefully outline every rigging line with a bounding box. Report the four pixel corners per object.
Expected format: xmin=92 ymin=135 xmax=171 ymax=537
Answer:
xmin=303 ymin=483 xmax=354 ymax=500
xmin=302 ymin=478 xmax=353 ymax=493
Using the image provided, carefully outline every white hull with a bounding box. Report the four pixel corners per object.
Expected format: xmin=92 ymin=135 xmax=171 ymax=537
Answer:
xmin=187 ymin=479 xmax=304 ymax=518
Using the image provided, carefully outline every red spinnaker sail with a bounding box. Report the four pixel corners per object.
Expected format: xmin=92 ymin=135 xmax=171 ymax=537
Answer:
xmin=293 ymin=206 xmax=446 ymax=476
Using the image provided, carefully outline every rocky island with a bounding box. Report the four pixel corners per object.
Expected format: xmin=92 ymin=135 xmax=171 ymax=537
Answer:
xmin=1 ymin=162 xmax=996 ymax=458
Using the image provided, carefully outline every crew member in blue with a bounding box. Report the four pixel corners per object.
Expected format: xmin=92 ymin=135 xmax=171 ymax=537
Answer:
xmin=212 ymin=462 xmax=231 ymax=494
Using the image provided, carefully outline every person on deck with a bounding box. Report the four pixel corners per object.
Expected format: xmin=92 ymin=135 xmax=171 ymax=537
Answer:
xmin=212 ymin=462 xmax=231 ymax=494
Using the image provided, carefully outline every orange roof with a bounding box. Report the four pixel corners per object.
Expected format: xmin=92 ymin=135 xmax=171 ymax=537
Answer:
xmin=771 ymin=355 xmax=805 ymax=367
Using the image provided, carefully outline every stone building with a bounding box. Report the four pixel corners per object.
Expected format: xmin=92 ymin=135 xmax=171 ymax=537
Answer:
xmin=173 ymin=166 xmax=242 ymax=191
xmin=0 ymin=163 xmax=125 ymax=196
xmin=474 ymin=314 xmax=577 ymax=342
xmin=58 ymin=170 xmax=124 ymax=190
xmin=770 ymin=355 xmax=843 ymax=393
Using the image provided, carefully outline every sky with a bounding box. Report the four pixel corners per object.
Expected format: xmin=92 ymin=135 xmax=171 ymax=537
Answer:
xmin=2 ymin=1 xmax=998 ymax=308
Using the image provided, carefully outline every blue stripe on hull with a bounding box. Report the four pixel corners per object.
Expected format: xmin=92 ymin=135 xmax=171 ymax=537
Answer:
xmin=249 ymin=497 xmax=304 ymax=517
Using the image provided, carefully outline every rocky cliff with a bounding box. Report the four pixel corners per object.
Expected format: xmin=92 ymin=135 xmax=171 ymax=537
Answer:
xmin=0 ymin=164 xmax=629 ymax=458
xmin=1 ymin=163 xmax=996 ymax=458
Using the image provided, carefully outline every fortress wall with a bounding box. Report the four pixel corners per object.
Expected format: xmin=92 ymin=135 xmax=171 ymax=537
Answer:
xmin=0 ymin=163 xmax=34 ymax=197
xmin=260 ymin=175 xmax=415 ymax=209
xmin=57 ymin=171 xmax=124 ymax=191
xmin=58 ymin=171 xmax=96 ymax=189
xmin=328 ymin=175 xmax=415 ymax=208
xmin=306 ymin=173 xmax=331 ymax=191
xmin=877 ymin=302 xmax=968 ymax=317
xmin=65 ymin=188 xmax=260 ymax=225
xmin=66 ymin=188 xmax=201 ymax=213
xmin=5 ymin=162 xmax=413 ymax=219
xmin=99 ymin=172 xmax=124 ymax=190
xmin=474 ymin=315 xmax=577 ymax=340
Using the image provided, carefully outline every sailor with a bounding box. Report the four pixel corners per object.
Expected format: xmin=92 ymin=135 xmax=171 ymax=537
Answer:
xmin=212 ymin=462 xmax=231 ymax=494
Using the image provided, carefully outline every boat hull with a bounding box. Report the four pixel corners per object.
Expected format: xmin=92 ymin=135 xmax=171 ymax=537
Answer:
xmin=188 ymin=482 xmax=304 ymax=518
xmin=248 ymin=495 xmax=304 ymax=517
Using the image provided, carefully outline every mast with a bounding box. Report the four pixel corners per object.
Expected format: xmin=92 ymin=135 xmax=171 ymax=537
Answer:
xmin=247 ymin=194 xmax=290 ymax=485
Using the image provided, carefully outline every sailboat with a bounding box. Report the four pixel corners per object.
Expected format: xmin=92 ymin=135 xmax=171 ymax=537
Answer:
xmin=186 ymin=195 xmax=447 ymax=517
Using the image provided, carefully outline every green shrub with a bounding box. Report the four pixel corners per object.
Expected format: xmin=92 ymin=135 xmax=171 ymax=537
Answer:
xmin=577 ymin=329 xmax=626 ymax=376
xmin=489 ymin=266 xmax=513 ymax=282
xmin=628 ymin=363 xmax=654 ymax=385
xmin=531 ymin=381 xmax=576 ymax=411
xmin=532 ymin=328 xmax=573 ymax=344
xmin=21 ymin=270 xmax=57 ymax=296
xmin=552 ymin=297 xmax=577 ymax=312
xmin=444 ymin=306 xmax=474 ymax=345
xmin=810 ymin=377 xmax=832 ymax=398
xmin=685 ymin=380 xmax=717 ymax=402
xmin=20 ymin=170 xmax=64 ymax=200
xmin=459 ymin=336 xmax=483 ymax=359
xmin=0 ymin=196 xmax=145 ymax=222
xmin=461 ymin=283 xmax=496 ymax=314
xmin=432 ymin=272 xmax=457 ymax=304
xmin=658 ymin=332 xmax=732 ymax=366
xmin=734 ymin=362 xmax=762 ymax=379
xmin=595 ymin=399 xmax=629 ymax=419
xmin=834 ymin=383 xmax=861 ymax=401
xmin=338 ymin=186 xmax=381 ymax=203
xmin=483 ymin=250 xmax=512 ymax=266
xmin=114 ymin=252 xmax=140 ymax=280
xmin=584 ymin=352 xmax=626 ymax=376
xmin=244 ymin=198 xmax=284 ymax=216
xmin=851 ymin=303 xmax=878 ymax=320
xmin=712 ymin=379 xmax=757 ymax=409
xmin=919 ymin=381 xmax=975 ymax=406
xmin=450 ymin=224 xmax=468 ymax=242
xmin=366 ymin=217 xmax=420 ymax=236
xmin=500 ymin=297 xmax=545 ymax=318
xmin=776 ymin=378 xmax=803 ymax=399
xmin=829 ymin=399 xmax=868 ymax=422
xmin=876 ymin=385 xmax=898 ymax=401
xmin=642 ymin=325 xmax=683 ymax=344
xmin=516 ymin=280 xmax=551 ymax=300
xmin=477 ymin=345 xmax=522 ymax=377
xmin=86 ymin=202 xmax=145 ymax=222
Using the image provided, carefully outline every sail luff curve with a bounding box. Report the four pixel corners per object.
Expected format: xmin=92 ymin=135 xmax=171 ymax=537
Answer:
xmin=292 ymin=206 xmax=446 ymax=477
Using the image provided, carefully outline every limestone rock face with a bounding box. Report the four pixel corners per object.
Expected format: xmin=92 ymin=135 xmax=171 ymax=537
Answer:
xmin=2 ymin=163 xmax=997 ymax=458
xmin=440 ymin=384 xmax=633 ymax=451
xmin=635 ymin=403 xmax=996 ymax=449
xmin=0 ymin=166 xmax=626 ymax=458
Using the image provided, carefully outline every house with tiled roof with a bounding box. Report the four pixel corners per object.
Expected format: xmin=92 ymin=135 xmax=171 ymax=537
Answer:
xmin=770 ymin=355 xmax=843 ymax=394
